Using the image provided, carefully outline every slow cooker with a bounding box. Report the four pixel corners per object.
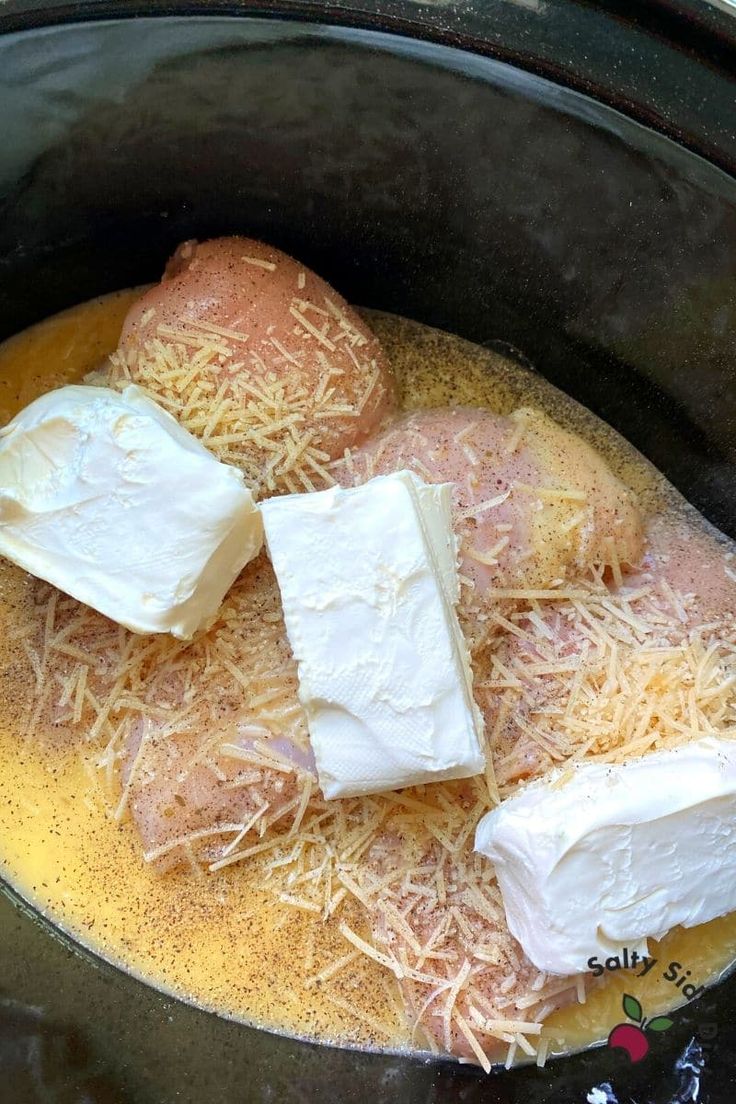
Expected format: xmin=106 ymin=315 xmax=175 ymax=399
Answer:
xmin=1 ymin=2 xmax=735 ymax=1101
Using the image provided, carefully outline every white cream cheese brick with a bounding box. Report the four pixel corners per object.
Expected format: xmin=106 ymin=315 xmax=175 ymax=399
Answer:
xmin=475 ymin=736 xmax=736 ymax=974
xmin=0 ymin=384 xmax=263 ymax=638
xmin=261 ymin=470 xmax=485 ymax=798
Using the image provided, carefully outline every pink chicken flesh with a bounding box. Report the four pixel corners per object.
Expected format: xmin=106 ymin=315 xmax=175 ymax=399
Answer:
xmin=111 ymin=236 xmax=397 ymax=494
xmin=334 ymin=406 xmax=644 ymax=594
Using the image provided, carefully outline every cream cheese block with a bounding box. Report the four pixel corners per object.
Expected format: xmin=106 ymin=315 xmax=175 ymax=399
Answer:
xmin=261 ymin=471 xmax=485 ymax=798
xmin=0 ymin=384 xmax=263 ymax=638
xmin=475 ymin=736 xmax=736 ymax=974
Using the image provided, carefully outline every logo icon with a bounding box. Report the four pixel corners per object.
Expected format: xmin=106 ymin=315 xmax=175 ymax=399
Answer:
xmin=607 ymin=994 xmax=673 ymax=1062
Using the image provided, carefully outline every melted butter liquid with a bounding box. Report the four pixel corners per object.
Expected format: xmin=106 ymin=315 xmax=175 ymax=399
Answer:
xmin=0 ymin=293 xmax=735 ymax=1065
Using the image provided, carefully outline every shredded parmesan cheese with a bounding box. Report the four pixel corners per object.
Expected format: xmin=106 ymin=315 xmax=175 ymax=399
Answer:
xmin=107 ymin=312 xmax=386 ymax=497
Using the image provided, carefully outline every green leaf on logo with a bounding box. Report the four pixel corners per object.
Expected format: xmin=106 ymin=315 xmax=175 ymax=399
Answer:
xmin=623 ymin=994 xmax=643 ymax=1022
xmin=647 ymin=1017 xmax=674 ymax=1032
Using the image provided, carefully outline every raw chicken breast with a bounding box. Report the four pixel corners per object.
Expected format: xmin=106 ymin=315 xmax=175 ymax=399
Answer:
xmin=486 ymin=511 xmax=736 ymax=787
xmin=109 ymin=237 xmax=397 ymax=495
xmin=335 ymin=406 xmax=643 ymax=594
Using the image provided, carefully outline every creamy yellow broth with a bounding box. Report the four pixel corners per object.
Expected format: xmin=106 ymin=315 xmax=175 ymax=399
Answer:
xmin=0 ymin=292 xmax=735 ymax=1065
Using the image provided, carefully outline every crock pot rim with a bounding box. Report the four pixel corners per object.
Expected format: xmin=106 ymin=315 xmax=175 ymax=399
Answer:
xmin=1 ymin=0 xmax=736 ymax=176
